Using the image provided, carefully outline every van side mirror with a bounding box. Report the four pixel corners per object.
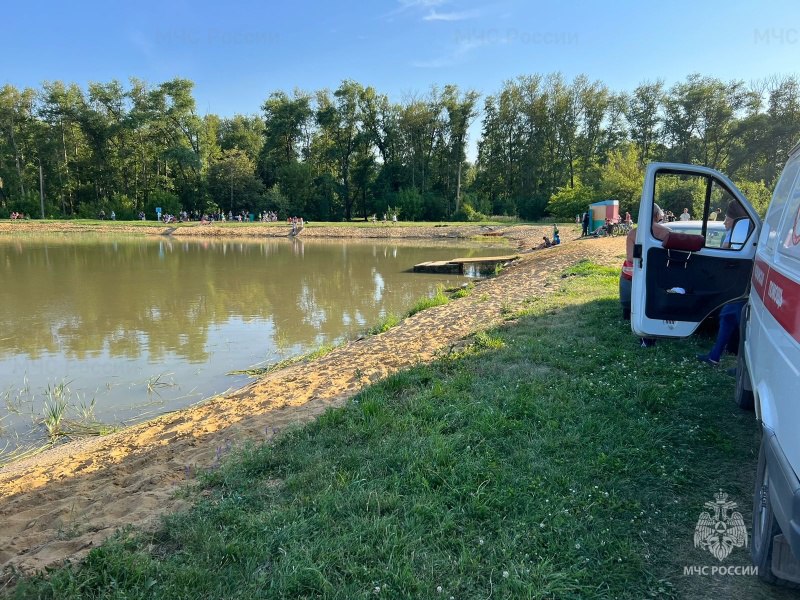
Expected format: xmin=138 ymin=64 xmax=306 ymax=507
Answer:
xmin=729 ymin=219 xmax=751 ymax=250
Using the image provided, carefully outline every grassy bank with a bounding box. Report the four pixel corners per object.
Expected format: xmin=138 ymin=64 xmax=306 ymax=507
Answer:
xmin=7 ymin=262 xmax=776 ymax=599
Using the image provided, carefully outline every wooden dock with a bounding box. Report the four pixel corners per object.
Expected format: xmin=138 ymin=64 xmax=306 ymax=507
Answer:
xmin=413 ymin=255 xmax=519 ymax=274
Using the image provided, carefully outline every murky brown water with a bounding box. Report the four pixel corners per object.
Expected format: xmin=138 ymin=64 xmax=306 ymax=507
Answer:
xmin=0 ymin=235 xmax=504 ymax=447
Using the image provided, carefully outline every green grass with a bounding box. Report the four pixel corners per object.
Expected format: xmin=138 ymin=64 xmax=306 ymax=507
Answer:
xmin=448 ymin=282 xmax=474 ymax=299
xmin=406 ymin=285 xmax=450 ymax=317
xmin=6 ymin=262 xmax=769 ymax=599
xmin=367 ymin=313 xmax=402 ymax=335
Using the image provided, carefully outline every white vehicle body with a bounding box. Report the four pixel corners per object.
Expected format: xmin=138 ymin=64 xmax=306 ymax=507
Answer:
xmin=631 ymin=158 xmax=800 ymax=585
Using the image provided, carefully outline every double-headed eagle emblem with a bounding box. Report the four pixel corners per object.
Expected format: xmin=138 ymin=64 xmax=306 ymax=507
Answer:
xmin=694 ymin=490 xmax=748 ymax=561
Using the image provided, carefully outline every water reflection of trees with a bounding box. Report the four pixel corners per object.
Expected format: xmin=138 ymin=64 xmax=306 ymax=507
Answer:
xmin=0 ymin=238 xmax=468 ymax=362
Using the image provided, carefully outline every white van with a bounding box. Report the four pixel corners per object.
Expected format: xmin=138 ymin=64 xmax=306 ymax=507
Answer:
xmin=630 ymin=155 xmax=800 ymax=585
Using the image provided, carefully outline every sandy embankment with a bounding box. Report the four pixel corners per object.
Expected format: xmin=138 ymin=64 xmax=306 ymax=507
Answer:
xmin=0 ymin=220 xmax=528 ymax=241
xmin=0 ymin=222 xmax=626 ymax=577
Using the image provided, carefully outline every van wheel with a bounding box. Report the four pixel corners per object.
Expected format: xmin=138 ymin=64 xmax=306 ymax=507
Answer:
xmin=753 ymin=438 xmax=781 ymax=583
xmin=734 ymin=352 xmax=754 ymax=410
xmin=752 ymin=437 xmax=799 ymax=587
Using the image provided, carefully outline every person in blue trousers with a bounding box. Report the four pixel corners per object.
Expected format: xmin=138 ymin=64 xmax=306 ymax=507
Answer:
xmin=697 ymin=200 xmax=749 ymax=366
xmin=696 ymin=301 xmax=745 ymax=365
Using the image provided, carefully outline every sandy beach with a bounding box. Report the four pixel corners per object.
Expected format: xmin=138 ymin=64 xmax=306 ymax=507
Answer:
xmin=0 ymin=222 xmax=626 ymax=576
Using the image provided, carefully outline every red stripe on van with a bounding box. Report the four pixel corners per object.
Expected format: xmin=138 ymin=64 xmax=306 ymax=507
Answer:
xmin=752 ymin=257 xmax=770 ymax=303
xmin=762 ymin=265 xmax=800 ymax=344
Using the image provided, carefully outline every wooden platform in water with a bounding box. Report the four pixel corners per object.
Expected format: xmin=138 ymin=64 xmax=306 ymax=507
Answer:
xmin=413 ymin=255 xmax=519 ymax=274
xmin=451 ymin=255 xmax=519 ymax=264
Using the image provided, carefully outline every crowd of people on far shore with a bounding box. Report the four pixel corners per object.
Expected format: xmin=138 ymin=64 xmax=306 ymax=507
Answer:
xmin=131 ymin=209 xmax=283 ymax=224
xmin=8 ymin=208 xmax=304 ymax=229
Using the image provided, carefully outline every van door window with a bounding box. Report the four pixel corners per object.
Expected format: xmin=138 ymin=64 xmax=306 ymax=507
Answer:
xmin=777 ymin=179 xmax=800 ymax=264
xmin=652 ymin=171 xmax=747 ymax=250
xmin=762 ymin=158 xmax=800 ymax=257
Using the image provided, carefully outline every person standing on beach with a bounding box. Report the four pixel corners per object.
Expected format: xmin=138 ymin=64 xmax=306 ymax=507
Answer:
xmin=581 ymin=212 xmax=590 ymax=236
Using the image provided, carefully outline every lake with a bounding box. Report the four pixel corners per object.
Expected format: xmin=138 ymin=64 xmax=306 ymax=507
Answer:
xmin=0 ymin=234 xmax=504 ymax=450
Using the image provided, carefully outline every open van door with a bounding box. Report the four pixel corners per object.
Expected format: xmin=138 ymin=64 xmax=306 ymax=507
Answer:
xmin=631 ymin=163 xmax=762 ymax=338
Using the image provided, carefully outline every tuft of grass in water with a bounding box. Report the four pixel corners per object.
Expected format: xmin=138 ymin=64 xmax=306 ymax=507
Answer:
xmin=40 ymin=382 xmax=70 ymax=440
xmin=40 ymin=400 xmax=68 ymax=440
xmin=146 ymin=373 xmax=176 ymax=397
xmin=406 ymin=285 xmax=449 ymax=317
xmin=75 ymin=395 xmax=97 ymax=421
xmin=39 ymin=383 xmax=119 ymax=442
xmin=12 ymin=260 xmax=775 ymax=599
xmin=2 ymin=381 xmax=119 ymax=465
xmin=274 ymin=331 xmax=291 ymax=357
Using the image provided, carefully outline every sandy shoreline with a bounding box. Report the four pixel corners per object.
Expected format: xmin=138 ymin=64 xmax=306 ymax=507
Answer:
xmin=0 ymin=222 xmax=625 ymax=576
xmin=0 ymin=220 xmax=533 ymax=242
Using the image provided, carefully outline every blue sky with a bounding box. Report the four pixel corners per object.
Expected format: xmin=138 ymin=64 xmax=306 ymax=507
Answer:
xmin=3 ymin=0 xmax=799 ymax=157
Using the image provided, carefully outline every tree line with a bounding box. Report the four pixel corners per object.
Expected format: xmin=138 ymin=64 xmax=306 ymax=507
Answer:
xmin=1 ymin=73 xmax=798 ymax=222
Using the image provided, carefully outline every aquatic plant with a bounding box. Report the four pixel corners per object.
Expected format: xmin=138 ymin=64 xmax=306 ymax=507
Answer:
xmin=146 ymin=373 xmax=176 ymax=397
xmin=40 ymin=398 xmax=68 ymax=439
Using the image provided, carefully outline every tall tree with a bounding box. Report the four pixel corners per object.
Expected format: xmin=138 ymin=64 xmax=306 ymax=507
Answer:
xmin=440 ymin=85 xmax=479 ymax=214
xmin=625 ymin=81 xmax=664 ymax=165
xmin=316 ymin=81 xmax=364 ymax=220
xmin=260 ymin=90 xmax=312 ymax=187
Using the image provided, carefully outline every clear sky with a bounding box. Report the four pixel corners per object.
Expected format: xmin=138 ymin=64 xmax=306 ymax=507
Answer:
xmin=3 ymin=0 xmax=799 ymax=157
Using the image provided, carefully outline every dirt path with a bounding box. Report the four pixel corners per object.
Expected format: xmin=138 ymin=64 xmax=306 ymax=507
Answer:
xmin=0 ymin=229 xmax=626 ymax=575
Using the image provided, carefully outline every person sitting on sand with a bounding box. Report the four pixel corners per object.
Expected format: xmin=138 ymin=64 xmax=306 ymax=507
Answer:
xmin=537 ymin=236 xmax=552 ymax=249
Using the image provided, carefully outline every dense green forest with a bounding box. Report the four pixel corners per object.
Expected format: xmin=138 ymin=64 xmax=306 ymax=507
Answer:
xmin=1 ymin=73 xmax=798 ymax=221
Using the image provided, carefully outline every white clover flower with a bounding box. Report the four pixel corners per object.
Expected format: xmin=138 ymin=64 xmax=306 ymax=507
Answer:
xmin=502 ymin=571 xmax=509 ymax=578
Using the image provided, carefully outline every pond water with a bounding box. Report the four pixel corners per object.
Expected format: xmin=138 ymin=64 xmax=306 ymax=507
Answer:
xmin=0 ymin=234 xmax=504 ymax=450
